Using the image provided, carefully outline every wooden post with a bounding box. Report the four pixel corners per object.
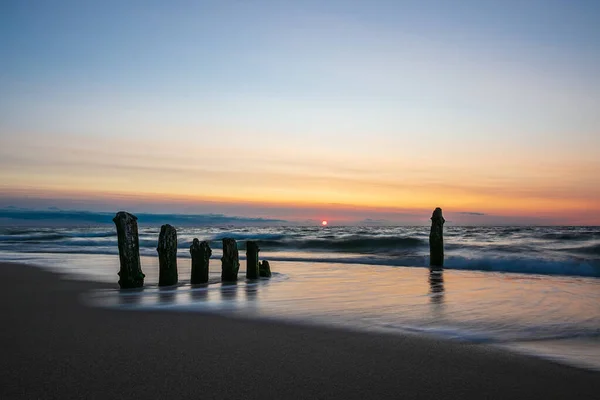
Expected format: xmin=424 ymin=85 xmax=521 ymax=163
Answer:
xmin=429 ymin=207 xmax=445 ymax=267
xmin=221 ymin=238 xmax=240 ymax=282
xmin=190 ymin=238 xmax=211 ymax=284
xmin=259 ymin=260 xmax=272 ymax=278
xmin=157 ymin=224 xmax=178 ymax=286
xmin=113 ymin=211 xmax=145 ymax=288
xmin=246 ymin=241 xmax=260 ymax=279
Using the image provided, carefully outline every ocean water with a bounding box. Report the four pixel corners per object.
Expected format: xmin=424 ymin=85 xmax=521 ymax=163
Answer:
xmin=1 ymin=225 xmax=599 ymax=370
xmin=1 ymin=225 xmax=599 ymax=276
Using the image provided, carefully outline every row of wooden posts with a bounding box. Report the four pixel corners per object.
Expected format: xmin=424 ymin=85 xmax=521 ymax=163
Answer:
xmin=113 ymin=211 xmax=272 ymax=289
xmin=113 ymin=207 xmax=445 ymax=289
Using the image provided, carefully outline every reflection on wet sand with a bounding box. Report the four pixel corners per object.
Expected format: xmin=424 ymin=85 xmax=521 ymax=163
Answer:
xmin=428 ymin=267 xmax=445 ymax=306
xmin=118 ymin=288 xmax=143 ymax=307
xmin=220 ymin=283 xmax=239 ymax=302
xmin=245 ymin=284 xmax=259 ymax=309
xmin=158 ymin=287 xmax=178 ymax=304
xmin=190 ymin=285 xmax=209 ymax=303
xmin=87 ymin=261 xmax=600 ymax=373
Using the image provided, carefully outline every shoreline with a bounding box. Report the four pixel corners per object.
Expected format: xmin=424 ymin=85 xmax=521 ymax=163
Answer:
xmin=4 ymin=254 xmax=600 ymax=372
xmin=1 ymin=261 xmax=599 ymax=399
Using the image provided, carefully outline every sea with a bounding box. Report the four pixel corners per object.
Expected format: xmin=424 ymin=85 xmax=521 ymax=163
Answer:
xmin=1 ymin=225 xmax=599 ymax=370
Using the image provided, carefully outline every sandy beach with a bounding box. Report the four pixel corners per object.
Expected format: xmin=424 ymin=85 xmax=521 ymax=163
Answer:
xmin=1 ymin=262 xmax=598 ymax=399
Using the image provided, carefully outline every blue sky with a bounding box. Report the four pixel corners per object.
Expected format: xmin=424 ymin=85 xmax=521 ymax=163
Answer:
xmin=1 ymin=0 xmax=599 ymax=224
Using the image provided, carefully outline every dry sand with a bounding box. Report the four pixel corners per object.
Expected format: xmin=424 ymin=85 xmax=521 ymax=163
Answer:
xmin=1 ymin=262 xmax=598 ymax=399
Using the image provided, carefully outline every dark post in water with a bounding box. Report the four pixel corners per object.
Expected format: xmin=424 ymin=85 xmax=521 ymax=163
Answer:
xmin=221 ymin=238 xmax=240 ymax=282
xmin=246 ymin=240 xmax=260 ymax=279
xmin=190 ymin=238 xmax=211 ymax=284
xmin=113 ymin=211 xmax=145 ymax=289
xmin=429 ymin=207 xmax=445 ymax=267
xmin=259 ymin=260 xmax=272 ymax=278
xmin=157 ymin=224 xmax=178 ymax=286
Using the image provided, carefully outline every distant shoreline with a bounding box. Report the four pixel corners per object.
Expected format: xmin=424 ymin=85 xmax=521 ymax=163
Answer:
xmin=2 ymin=208 xmax=600 ymax=227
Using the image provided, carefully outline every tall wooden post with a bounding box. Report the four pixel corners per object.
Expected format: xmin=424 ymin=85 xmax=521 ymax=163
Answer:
xmin=113 ymin=211 xmax=145 ymax=288
xmin=429 ymin=207 xmax=445 ymax=267
xmin=157 ymin=224 xmax=178 ymax=286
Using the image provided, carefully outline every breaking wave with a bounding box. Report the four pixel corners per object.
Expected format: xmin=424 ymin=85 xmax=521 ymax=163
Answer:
xmin=1 ymin=226 xmax=599 ymax=278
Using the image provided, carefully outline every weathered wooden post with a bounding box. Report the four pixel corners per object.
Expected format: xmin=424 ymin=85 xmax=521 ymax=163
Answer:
xmin=429 ymin=207 xmax=445 ymax=267
xmin=157 ymin=224 xmax=178 ymax=286
xmin=113 ymin=211 xmax=145 ymax=289
xmin=259 ymin=260 xmax=272 ymax=278
xmin=190 ymin=238 xmax=212 ymax=284
xmin=221 ymin=238 xmax=240 ymax=282
xmin=246 ymin=240 xmax=260 ymax=279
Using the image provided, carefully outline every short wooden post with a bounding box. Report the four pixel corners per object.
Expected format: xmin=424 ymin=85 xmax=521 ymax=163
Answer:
xmin=190 ymin=238 xmax=211 ymax=284
xmin=246 ymin=241 xmax=260 ymax=279
xmin=259 ymin=260 xmax=272 ymax=278
xmin=221 ymin=238 xmax=240 ymax=282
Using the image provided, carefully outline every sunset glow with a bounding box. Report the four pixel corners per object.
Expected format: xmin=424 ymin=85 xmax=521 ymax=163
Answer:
xmin=1 ymin=1 xmax=598 ymax=225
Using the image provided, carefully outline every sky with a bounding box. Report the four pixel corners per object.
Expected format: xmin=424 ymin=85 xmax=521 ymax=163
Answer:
xmin=1 ymin=0 xmax=599 ymax=225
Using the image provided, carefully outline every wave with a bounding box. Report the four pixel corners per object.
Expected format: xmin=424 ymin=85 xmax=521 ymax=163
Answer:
xmin=374 ymin=322 xmax=600 ymax=344
xmin=288 ymin=236 xmax=425 ymax=252
xmin=235 ymin=254 xmax=600 ymax=278
xmin=134 ymin=235 xmax=426 ymax=252
xmin=0 ymin=230 xmax=115 ymax=242
xmin=12 ymin=233 xmax=599 ymax=257
xmin=4 ymin=227 xmax=598 ymax=252
xmin=0 ymin=233 xmax=70 ymax=242
xmin=2 ymin=244 xmax=599 ymax=277
xmin=221 ymin=236 xmax=427 ymax=253
xmin=206 ymin=232 xmax=287 ymax=241
xmin=443 ymin=256 xmax=600 ymax=277
xmin=68 ymin=231 xmax=115 ymax=238
xmin=540 ymin=232 xmax=600 ymax=241
xmin=559 ymin=243 xmax=600 ymax=256
xmin=2 ymin=225 xmax=600 ymax=278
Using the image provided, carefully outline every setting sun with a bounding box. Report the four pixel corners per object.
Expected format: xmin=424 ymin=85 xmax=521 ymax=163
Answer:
xmin=321 ymin=220 xmax=328 ymax=226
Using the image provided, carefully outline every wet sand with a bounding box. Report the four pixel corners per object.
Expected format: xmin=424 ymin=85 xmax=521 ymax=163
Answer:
xmin=0 ymin=262 xmax=598 ymax=399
